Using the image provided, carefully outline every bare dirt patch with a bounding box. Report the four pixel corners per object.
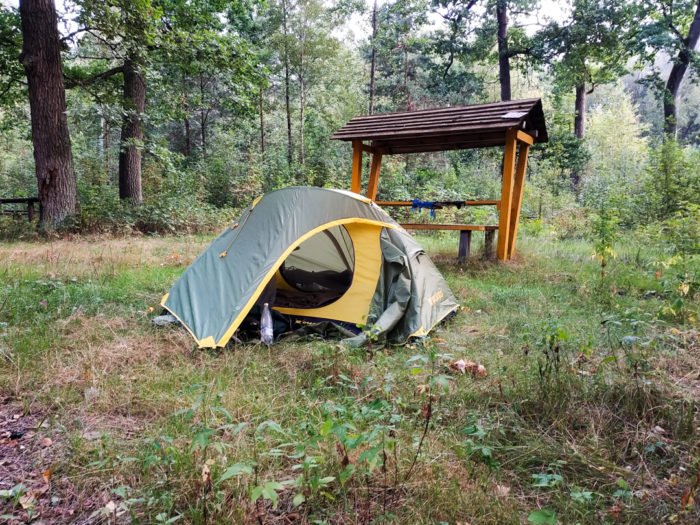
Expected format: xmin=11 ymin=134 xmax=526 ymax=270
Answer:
xmin=0 ymin=401 xmax=97 ymax=524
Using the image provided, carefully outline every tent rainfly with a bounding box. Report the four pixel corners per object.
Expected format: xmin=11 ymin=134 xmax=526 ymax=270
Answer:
xmin=161 ymin=187 xmax=458 ymax=348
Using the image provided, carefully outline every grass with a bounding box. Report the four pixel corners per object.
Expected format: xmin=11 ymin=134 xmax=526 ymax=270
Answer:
xmin=0 ymin=230 xmax=698 ymax=524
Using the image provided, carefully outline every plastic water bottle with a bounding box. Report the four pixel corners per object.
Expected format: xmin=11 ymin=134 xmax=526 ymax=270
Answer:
xmin=261 ymin=303 xmax=274 ymax=344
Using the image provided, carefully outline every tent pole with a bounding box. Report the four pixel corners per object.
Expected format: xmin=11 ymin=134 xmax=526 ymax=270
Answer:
xmin=351 ymin=140 xmax=363 ymax=194
xmin=497 ymin=128 xmax=518 ymax=261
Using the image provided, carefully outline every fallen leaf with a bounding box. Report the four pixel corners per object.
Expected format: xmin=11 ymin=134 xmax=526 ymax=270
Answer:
xmin=606 ymin=503 xmax=622 ymax=522
xmin=494 ymin=484 xmax=510 ymax=497
xmin=201 ymin=463 xmax=211 ymax=484
xmin=19 ymin=492 xmax=36 ymax=509
xmin=29 ymin=485 xmax=48 ymax=497
xmin=43 ymin=468 xmax=54 ymax=484
xmin=681 ymin=488 xmax=694 ymax=507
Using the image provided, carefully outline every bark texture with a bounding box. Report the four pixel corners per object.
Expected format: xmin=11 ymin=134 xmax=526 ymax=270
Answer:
xmin=259 ymin=88 xmax=265 ymax=155
xmin=369 ymin=0 xmax=377 ymax=114
xmin=570 ymin=83 xmax=588 ymax=192
xmin=496 ymin=0 xmax=511 ymax=101
xmin=19 ymin=0 xmax=78 ymax=226
xmin=282 ymin=0 xmax=293 ymax=167
xmin=119 ymin=58 xmax=145 ymax=203
xmin=663 ymin=0 xmax=700 ymax=138
xmin=574 ymin=83 xmax=586 ymax=139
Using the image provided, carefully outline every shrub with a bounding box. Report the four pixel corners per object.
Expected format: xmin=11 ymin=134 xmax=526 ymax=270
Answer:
xmin=548 ymin=208 xmax=590 ymax=240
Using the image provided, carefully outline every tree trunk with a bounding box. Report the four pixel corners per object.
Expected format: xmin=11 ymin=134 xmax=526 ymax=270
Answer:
xmin=299 ymin=8 xmax=306 ymax=170
xmin=184 ymin=113 xmax=191 ymax=157
xmin=403 ymin=46 xmax=413 ymax=110
xmin=369 ymin=0 xmax=377 ymax=114
xmin=118 ymin=58 xmax=145 ymax=203
xmin=19 ymin=0 xmax=78 ymax=226
xmin=199 ymin=73 xmax=208 ymax=157
xmin=574 ymin=83 xmax=586 ymax=139
xmin=570 ymin=83 xmax=587 ymax=192
xmin=103 ymin=117 xmax=110 ymax=176
xmin=282 ymin=0 xmax=293 ymax=168
xmin=496 ymin=0 xmax=511 ymax=101
xmin=259 ymin=88 xmax=265 ymax=156
xmin=182 ymin=73 xmax=191 ymax=158
xmin=663 ymin=0 xmax=700 ymax=139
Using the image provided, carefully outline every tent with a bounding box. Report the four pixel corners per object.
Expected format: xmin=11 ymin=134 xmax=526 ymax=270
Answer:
xmin=161 ymin=186 xmax=459 ymax=348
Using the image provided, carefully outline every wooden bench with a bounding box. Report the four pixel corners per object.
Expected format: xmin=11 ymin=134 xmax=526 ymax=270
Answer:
xmin=0 ymin=197 xmax=40 ymax=221
xmin=400 ymin=223 xmax=498 ymax=259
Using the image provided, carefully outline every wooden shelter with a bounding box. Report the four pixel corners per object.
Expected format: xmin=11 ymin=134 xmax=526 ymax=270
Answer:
xmin=331 ymin=98 xmax=548 ymax=261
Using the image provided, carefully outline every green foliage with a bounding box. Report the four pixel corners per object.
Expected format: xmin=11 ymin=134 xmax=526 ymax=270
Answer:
xmin=642 ymin=140 xmax=700 ymax=221
xmin=536 ymin=0 xmax=636 ymax=94
xmin=72 ymin=170 xmax=236 ymax=235
xmin=527 ymin=509 xmax=557 ymax=524
xmin=590 ymin=206 xmax=619 ymax=278
xmin=0 ymin=6 xmax=24 ymax=107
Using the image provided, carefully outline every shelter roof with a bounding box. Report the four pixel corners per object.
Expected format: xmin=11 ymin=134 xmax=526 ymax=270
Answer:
xmin=332 ymin=98 xmax=548 ymax=154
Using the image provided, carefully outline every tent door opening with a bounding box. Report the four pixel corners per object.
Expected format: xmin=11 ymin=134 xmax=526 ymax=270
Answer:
xmin=273 ymin=224 xmax=355 ymax=309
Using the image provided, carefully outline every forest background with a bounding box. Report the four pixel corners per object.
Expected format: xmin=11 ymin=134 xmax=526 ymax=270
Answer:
xmin=0 ymin=0 xmax=699 ymax=240
xmin=1 ymin=2 xmax=700 ymax=523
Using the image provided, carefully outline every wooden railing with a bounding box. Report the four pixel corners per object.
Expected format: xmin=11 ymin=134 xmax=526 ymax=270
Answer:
xmin=0 ymin=197 xmax=40 ymax=221
xmin=377 ymin=200 xmax=499 ymax=259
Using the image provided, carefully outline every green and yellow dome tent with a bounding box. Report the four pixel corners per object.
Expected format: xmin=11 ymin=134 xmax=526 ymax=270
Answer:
xmin=161 ymin=186 xmax=458 ymax=348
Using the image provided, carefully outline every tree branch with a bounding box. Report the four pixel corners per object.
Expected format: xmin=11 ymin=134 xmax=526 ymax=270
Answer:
xmin=60 ymin=27 xmax=92 ymax=43
xmin=64 ymin=65 xmax=124 ymax=89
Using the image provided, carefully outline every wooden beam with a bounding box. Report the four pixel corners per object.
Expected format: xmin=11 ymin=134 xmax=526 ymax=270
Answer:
xmin=516 ymin=130 xmax=534 ymax=145
xmin=497 ymin=128 xmax=518 ymax=261
xmin=507 ymin=142 xmax=530 ymax=259
xmin=484 ymin=230 xmax=495 ymax=259
xmin=351 ymin=140 xmax=363 ymax=194
xmin=458 ymin=230 xmax=472 ymax=259
xmin=382 ymin=140 xmax=508 ymax=154
xmin=366 ymin=149 xmax=383 ymax=200
xmin=376 ymin=200 xmax=500 ymax=208
xmin=400 ymin=223 xmax=498 ymax=231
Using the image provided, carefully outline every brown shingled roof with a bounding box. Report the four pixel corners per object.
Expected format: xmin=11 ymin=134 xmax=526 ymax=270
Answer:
xmin=331 ymin=98 xmax=548 ymax=154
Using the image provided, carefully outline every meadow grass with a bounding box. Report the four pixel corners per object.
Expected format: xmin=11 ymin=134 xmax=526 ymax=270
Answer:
xmin=0 ymin=231 xmax=697 ymax=524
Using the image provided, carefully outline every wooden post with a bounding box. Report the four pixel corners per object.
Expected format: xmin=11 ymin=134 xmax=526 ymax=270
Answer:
xmin=366 ymin=149 xmax=383 ymax=200
xmin=458 ymin=230 xmax=472 ymax=259
xmin=507 ymin=141 xmax=530 ymax=259
xmin=484 ymin=230 xmax=495 ymax=259
xmin=497 ymin=128 xmax=518 ymax=261
xmin=351 ymin=140 xmax=363 ymax=194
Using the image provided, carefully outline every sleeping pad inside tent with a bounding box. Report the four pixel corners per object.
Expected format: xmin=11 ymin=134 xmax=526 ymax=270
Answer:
xmin=161 ymin=186 xmax=459 ymax=348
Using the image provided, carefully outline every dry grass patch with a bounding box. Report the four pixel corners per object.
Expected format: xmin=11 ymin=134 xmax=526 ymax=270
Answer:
xmin=0 ymin=236 xmax=207 ymax=280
